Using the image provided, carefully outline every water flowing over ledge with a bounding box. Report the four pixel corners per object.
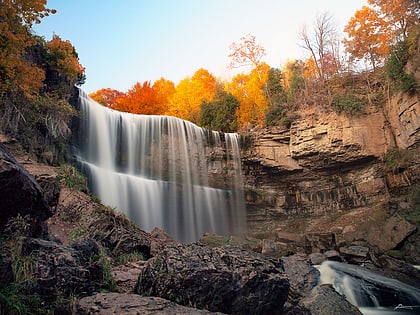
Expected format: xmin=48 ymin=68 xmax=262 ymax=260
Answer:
xmin=74 ymin=90 xmax=247 ymax=242
xmin=319 ymin=261 xmax=420 ymax=315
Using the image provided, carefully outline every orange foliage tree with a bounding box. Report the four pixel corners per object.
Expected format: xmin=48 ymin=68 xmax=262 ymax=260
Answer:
xmin=368 ymin=0 xmax=420 ymax=41
xmin=0 ymin=0 xmax=55 ymax=96
xmin=167 ymin=68 xmax=216 ymax=123
xmin=89 ymin=88 xmax=125 ymax=108
xmin=45 ymin=34 xmax=86 ymax=87
xmin=153 ymin=77 xmax=176 ymax=115
xmin=344 ymin=5 xmax=392 ymax=69
xmin=90 ymin=78 xmax=175 ymax=115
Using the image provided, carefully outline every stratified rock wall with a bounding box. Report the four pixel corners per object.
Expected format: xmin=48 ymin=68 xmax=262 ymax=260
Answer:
xmin=242 ymin=89 xmax=419 ymax=241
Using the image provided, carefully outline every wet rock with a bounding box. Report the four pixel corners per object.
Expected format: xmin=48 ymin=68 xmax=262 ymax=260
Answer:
xmin=281 ymin=254 xmax=320 ymax=307
xmin=135 ymin=243 xmax=289 ymax=314
xmin=366 ymin=255 xmax=420 ymax=289
xmin=77 ymin=293 xmax=223 ymax=314
xmin=21 ymin=237 xmax=103 ymax=302
xmin=0 ymin=143 xmax=51 ymax=237
xmin=339 ymin=245 xmax=369 ymax=259
xmin=298 ymin=284 xmax=363 ymax=315
xmin=324 ymin=250 xmax=341 ymax=261
xmin=309 ymin=252 xmax=326 ymax=265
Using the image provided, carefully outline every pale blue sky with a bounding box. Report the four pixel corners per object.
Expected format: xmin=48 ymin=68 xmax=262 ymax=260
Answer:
xmin=34 ymin=0 xmax=366 ymax=93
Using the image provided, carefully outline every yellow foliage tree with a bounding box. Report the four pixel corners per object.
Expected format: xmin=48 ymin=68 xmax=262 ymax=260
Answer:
xmin=167 ymin=68 xmax=216 ymax=122
xmin=225 ymin=63 xmax=270 ymax=129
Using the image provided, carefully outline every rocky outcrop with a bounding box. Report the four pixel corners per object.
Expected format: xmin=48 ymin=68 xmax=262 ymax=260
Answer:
xmin=297 ymin=284 xmax=363 ymax=315
xmin=22 ymin=238 xmax=103 ymax=298
xmin=0 ymin=142 xmax=52 ymax=237
xmin=135 ymin=243 xmax=289 ymax=314
xmin=57 ymin=187 xmax=155 ymax=259
xmin=281 ymin=254 xmax=319 ymax=309
xmin=77 ymin=294 xmax=223 ymax=314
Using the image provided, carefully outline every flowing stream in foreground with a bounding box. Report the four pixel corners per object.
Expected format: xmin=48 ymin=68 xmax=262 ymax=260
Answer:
xmin=319 ymin=261 xmax=420 ymax=314
xmin=74 ymin=91 xmax=246 ymax=242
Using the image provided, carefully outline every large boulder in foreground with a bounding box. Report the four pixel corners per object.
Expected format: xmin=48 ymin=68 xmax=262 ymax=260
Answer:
xmin=78 ymin=293 xmax=222 ymax=314
xmin=0 ymin=143 xmax=51 ymax=236
xmin=22 ymin=237 xmax=103 ymax=302
xmin=135 ymin=243 xmax=289 ymax=314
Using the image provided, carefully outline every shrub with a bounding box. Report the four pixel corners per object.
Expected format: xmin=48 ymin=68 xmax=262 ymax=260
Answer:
xmin=386 ymin=40 xmax=418 ymax=94
xmin=332 ymin=93 xmax=365 ymax=114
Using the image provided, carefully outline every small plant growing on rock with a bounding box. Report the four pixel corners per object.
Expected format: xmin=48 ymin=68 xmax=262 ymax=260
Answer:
xmin=57 ymin=163 xmax=88 ymax=192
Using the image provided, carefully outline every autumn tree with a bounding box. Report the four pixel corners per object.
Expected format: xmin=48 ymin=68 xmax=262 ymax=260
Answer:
xmin=299 ymin=12 xmax=341 ymax=85
xmin=368 ymin=0 xmax=420 ymax=41
xmin=115 ymin=81 xmax=159 ymax=114
xmin=0 ymin=0 xmax=87 ymax=164
xmin=153 ymin=77 xmax=175 ymax=115
xmin=225 ymin=63 xmax=270 ymax=129
xmin=89 ymin=88 xmax=125 ymax=107
xmin=228 ymin=34 xmax=266 ymax=71
xmin=0 ymin=0 xmax=55 ymax=96
xmin=343 ymin=6 xmax=392 ymax=70
xmin=167 ymin=68 xmax=216 ymax=122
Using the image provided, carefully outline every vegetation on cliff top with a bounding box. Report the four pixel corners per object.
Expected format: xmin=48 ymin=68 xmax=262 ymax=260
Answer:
xmin=0 ymin=0 xmax=419 ymax=162
xmin=0 ymin=0 xmax=85 ymax=165
xmin=89 ymin=1 xmax=420 ymax=132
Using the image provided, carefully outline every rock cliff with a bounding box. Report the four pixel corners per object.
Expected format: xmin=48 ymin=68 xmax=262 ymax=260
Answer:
xmin=241 ymin=88 xmax=419 ymax=261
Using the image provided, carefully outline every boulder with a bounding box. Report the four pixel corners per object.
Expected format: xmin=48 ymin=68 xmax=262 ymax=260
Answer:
xmin=281 ymin=254 xmax=320 ymax=307
xmin=135 ymin=243 xmax=289 ymax=314
xmin=111 ymin=261 xmax=147 ymax=293
xmin=298 ymin=284 xmax=362 ymax=315
xmin=20 ymin=161 xmax=61 ymax=212
xmin=339 ymin=245 xmax=369 ymax=260
xmin=309 ymin=252 xmax=326 ymax=265
xmin=365 ymin=214 xmax=416 ymax=252
xmin=0 ymin=143 xmax=51 ymax=237
xmin=77 ymin=293 xmax=223 ymax=314
xmin=21 ymin=237 xmax=103 ymax=302
xmin=261 ymin=238 xmax=292 ymax=258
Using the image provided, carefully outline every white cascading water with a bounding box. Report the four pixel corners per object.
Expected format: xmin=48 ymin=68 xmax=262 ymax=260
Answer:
xmin=74 ymin=91 xmax=247 ymax=242
xmin=319 ymin=261 xmax=420 ymax=315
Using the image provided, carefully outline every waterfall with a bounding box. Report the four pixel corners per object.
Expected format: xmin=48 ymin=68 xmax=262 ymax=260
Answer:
xmin=74 ymin=91 xmax=247 ymax=242
xmin=319 ymin=261 xmax=420 ymax=314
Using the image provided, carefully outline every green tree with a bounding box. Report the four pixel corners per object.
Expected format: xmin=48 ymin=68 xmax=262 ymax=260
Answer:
xmin=199 ymin=90 xmax=239 ymax=132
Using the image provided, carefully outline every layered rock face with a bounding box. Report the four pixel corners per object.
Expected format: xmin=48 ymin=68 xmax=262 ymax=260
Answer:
xmin=242 ymin=92 xmax=419 ymax=251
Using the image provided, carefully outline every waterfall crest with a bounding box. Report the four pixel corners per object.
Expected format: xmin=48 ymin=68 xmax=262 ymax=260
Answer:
xmin=74 ymin=91 xmax=246 ymax=242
